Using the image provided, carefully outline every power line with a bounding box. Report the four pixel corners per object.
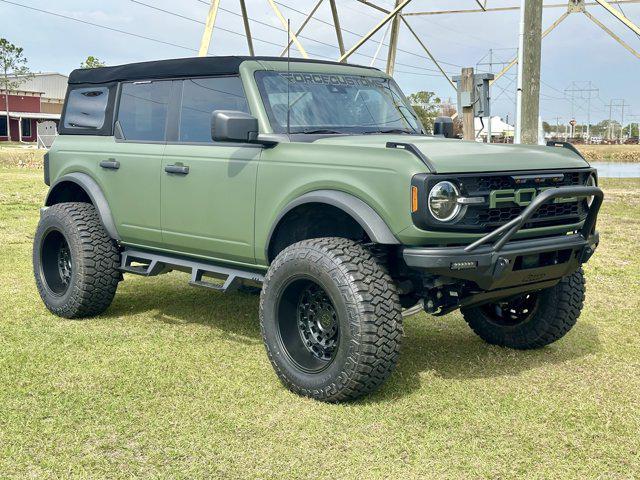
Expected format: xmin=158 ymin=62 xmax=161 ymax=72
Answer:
xmin=127 ymin=0 xmax=284 ymax=50
xmin=136 ymin=0 xmax=458 ymax=75
xmin=1 ymin=0 xmax=482 ymax=95
xmin=0 ymin=0 xmax=199 ymax=53
xmin=540 ymin=79 xmax=566 ymax=96
xmin=402 ymin=3 xmax=505 ymax=50
xmin=2 ymin=0 xmax=463 ymax=83
xmin=1 ymin=0 xmax=461 ymax=86
xmin=347 ymin=0 xmax=502 ymax=52
xmin=271 ymin=0 xmax=463 ymax=68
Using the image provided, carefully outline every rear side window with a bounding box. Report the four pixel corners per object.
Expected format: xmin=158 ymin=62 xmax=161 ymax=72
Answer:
xmin=179 ymin=77 xmax=249 ymax=143
xmin=63 ymin=87 xmax=110 ymax=130
xmin=117 ymin=81 xmax=172 ymax=142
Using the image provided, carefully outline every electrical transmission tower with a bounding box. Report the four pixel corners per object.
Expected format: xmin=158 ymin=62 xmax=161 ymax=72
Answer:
xmin=627 ymin=114 xmax=640 ymax=140
xmin=564 ymin=81 xmax=599 ymax=139
xmin=196 ymin=0 xmax=640 ymax=79
xmin=194 ymin=0 xmax=640 ymax=145
xmin=606 ymin=99 xmax=630 ymax=140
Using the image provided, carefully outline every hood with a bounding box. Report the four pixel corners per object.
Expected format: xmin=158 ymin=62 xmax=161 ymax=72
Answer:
xmin=312 ymin=134 xmax=590 ymax=173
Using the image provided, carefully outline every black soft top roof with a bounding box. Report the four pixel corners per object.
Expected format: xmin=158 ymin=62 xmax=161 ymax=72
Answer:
xmin=68 ymin=56 xmax=378 ymax=85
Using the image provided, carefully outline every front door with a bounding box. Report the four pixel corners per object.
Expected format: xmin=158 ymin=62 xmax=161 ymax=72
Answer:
xmin=160 ymin=76 xmax=260 ymax=265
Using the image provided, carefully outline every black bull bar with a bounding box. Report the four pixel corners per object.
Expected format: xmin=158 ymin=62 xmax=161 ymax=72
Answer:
xmin=403 ymin=185 xmax=604 ymax=291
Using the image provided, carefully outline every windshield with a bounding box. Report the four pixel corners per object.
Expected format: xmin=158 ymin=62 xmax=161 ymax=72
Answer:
xmin=254 ymin=71 xmax=422 ymax=135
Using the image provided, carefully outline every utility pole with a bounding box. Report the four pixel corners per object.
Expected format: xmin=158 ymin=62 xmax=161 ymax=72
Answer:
xmin=486 ymin=49 xmax=492 ymax=143
xmin=516 ymin=0 xmax=543 ymax=144
xmin=554 ymin=116 xmax=562 ymax=139
xmin=627 ymin=115 xmax=640 ymax=140
xmin=587 ymin=98 xmax=591 ymax=138
xmin=514 ymin=0 xmax=525 ymax=143
xmin=587 ymin=85 xmax=592 ymax=139
xmin=606 ymin=99 xmax=627 ymax=141
xmin=620 ymin=99 xmax=626 ymax=141
xmin=608 ymin=100 xmax=613 ymax=139
xmin=461 ymin=67 xmax=475 ymax=141
xmin=567 ymin=85 xmax=575 ymax=137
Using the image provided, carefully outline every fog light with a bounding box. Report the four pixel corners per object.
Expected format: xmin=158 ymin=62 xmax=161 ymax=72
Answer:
xmin=450 ymin=261 xmax=477 ymax=270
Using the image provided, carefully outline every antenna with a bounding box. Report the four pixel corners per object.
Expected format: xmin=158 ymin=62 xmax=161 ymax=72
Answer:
xmin=287 ymin=18 xmax=291 ymax=137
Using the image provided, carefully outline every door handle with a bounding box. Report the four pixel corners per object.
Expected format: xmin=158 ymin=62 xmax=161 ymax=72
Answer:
xmin=165 ymin=164 xmax=189 ymax=175
xmin=99 ymin=159 xmax=120 ymax=170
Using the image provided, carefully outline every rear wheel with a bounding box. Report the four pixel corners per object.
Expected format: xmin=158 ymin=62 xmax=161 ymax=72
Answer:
xmin=259 ymin=238 xmax=403 ymax=402
xmin=461 ymin=269 xmax=586 ymax=349
xmin=33 ymin=202 xmax=121 ymax=318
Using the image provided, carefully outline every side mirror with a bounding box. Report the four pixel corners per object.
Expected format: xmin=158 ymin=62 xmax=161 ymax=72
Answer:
xmin=211 ymin=110 xmax=265 ymax=144
xmin=433 ymin=116 xmax=454 ymax=138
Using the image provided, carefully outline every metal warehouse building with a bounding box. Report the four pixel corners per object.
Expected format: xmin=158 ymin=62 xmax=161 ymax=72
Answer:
xmin=1 ymin=73 xmax=68 ymax=145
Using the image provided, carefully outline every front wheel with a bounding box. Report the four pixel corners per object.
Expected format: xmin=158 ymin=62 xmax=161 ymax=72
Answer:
xmin=259 ymin=238 xmax=403 ymax=402
xmin=461 ymin=269 xmax=586 ymax=349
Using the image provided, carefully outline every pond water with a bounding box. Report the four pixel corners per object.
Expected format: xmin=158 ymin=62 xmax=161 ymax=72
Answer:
xmin=590 ymin=162 xmax=640 ymax=178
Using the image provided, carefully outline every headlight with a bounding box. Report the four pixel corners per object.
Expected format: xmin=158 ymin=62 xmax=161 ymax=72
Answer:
xmin=428 ymin=181 xmax=461 ymax=222
xmin=585 ymin=173 xmax=597 ymax=207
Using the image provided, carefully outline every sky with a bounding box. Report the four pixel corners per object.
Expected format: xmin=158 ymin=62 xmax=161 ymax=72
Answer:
xmin=1 ymin=0 xmax=639 ymax=128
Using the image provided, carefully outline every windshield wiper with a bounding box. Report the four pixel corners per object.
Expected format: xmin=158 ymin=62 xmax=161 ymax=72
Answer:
xmin=365 ymin=128 xmax=415 ymax=134
xmin=291 ymin=128 xmax=345 ymax=135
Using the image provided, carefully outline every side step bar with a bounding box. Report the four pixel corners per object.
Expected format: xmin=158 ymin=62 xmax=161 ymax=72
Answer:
xmin=120 ymin=248 xmax=265 ymax=294
xmin=122 ymin=248 xmax=431 ymax=314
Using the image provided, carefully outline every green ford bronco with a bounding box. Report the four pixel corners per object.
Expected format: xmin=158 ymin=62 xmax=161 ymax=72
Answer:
xmin=34 ymin=56 xmax=603 ymax=402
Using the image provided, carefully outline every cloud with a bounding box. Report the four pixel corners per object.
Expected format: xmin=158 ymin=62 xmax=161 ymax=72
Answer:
xmin=1 ymin=0 xmax=638 ymax=121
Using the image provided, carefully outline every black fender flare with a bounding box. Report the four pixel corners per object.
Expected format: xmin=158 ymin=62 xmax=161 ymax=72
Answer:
xmin=265 ymin=190 xmax=400 ymax=259
xmin=45 ymin=172 xmax=120 ymax=241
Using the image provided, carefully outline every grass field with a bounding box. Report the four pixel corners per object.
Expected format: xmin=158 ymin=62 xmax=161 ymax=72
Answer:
xmin=578 ymin=145 xmax=640 ymax=163
xmin=1 ymin=169 xmax=639 ymax=479
xmin=0 ymin=146 xmax=44 ymax=169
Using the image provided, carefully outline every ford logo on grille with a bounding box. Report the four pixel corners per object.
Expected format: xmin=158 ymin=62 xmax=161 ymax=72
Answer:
xmin=489 ymin=188 xmax=578 ymax=208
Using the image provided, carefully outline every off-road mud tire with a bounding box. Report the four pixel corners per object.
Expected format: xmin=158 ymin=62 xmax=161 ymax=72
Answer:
xmin=461 ymin=269 xmax=586 ymax=349
xmin=33 ymin=202 xmax=120 ymax=318
xmin=259 ymin=237 xmax=403 ymax=402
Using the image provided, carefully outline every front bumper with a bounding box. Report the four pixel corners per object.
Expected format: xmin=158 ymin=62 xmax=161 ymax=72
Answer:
xmin=403 ymin=185 xmax=603 ymax=291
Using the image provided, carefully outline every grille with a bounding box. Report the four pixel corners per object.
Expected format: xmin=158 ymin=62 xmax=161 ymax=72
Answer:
xmin=453 ymin=170 xmax=590 ymax=232
xmin=463 ymin=171 xmax=582 ymax=194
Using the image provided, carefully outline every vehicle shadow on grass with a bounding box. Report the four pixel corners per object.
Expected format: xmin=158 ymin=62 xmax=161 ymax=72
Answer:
xmin=365 ymin=317 xmax=600 ymax=403
xmin=105 ymin=276 xmax=600 ymax=403
xmin=106 ymin=277 xmax=263 ymax=346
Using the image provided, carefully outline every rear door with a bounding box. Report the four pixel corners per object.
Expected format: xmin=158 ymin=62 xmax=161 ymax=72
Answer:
xmin=97 ymin=80 xmax=172 ymax=247
xmin=161 ymin=76 xmax=261 ymax=265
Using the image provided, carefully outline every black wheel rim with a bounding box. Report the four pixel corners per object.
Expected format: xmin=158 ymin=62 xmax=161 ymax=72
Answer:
xmin=481 ymin=292 xmax=540 ymax=326
xmin=40 ymin=228 xmax=73 ymax=296
xmin=297 ymin=283 xmax=339 ymax=361
xmin=276 ymin=278 xmax=340 ymax=373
